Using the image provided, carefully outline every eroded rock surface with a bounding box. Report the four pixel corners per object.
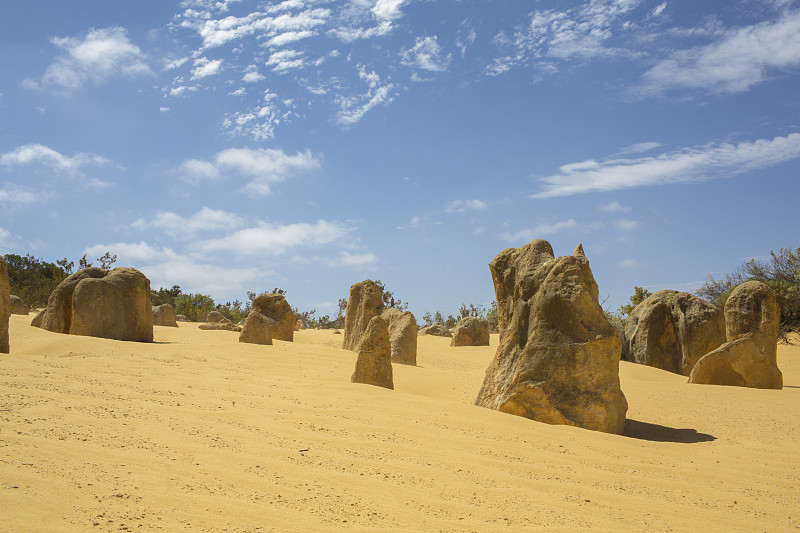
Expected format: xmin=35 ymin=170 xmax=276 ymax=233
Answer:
xmin=689 ymin=281 xmax=782 ymax=389
xmin=251 ymin=293 xmax=294 ymax=342
xmin=343 ymin=280 xmax=384 ymax=352
xmin=475 ymin=240 xmax=627 ymax=434
xmin=34 ymin=267 xmax=153 ymax=342
xmin=381 ymin=308 xmax=417 ymax=365
xmin=239 ymin=310 xmax=273 ymax=345
xmin=153 ymin=303 xmax=178 ymax=327
xmin=624 ymin=290 xmax=726 ymax=375
xmin=450 ymin=316 xmax=490 ymax=347
xmin=351 ymin=316 xmax=393 ymax=389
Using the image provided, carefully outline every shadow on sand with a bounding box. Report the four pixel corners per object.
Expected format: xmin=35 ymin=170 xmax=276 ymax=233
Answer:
xmin=624 ymin=419 xmax=716 ymax=443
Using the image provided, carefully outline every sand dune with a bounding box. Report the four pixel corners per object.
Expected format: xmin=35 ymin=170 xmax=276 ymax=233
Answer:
xmin=1 ymin=314 xmax=798 ymax=531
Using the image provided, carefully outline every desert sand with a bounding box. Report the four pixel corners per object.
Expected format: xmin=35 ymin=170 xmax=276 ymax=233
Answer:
xmin=1 ymin=314 xmax=798 ymax=532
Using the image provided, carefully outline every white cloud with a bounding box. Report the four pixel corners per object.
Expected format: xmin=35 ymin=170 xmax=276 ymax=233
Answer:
xmin=179 ymin=6 xmax=329 ymax=49
xmin=85 ymin=240 xmax=265 ymax=296
xmin=198 ymin=219 xmax=351 ymax=256
xmin=265 ymin=30 xmax=315 ymax=47
xmin=531 ymin=133 xmax=800 ymax=198
xmin=130 ymin=207 xmax=244 ymax=239
xmin=598 ymin=201 xmax=631 ymax=213
xmin=336 ymin=66 xmax=395 ymax=125
xmin=400 ymin=36 xmax=452 ymax=72
xmin=0 ymin=187 xmax=43 ymax=204
xmin=334 ymin=251 xmax=378 ymax=266
xmin=164 ymin=56 xmax=189 ymax=70
xmin=614 ymin=218 xmax=640 ymax=230
xmin=372 ymin=0 xmax=407 ymax=21
xmin=0 ymin=144 xmax=111 ymax=180
xmin=621 ymin=142 xmax=662 ymax=154
xmin=488 ymin=0 xmax=643 ymax=75
xmin=84 ymin=241 xmax=176 ymax=263
xmin=650 ymin=2 xmax=667 ymax=18
xmin=618 ymin=259 xmax=644 ymax=268
xmin=179 ymin=159 xmax=222 ymax=183
xmin=328 ymin=0 xmax=406 ymax=42
xmin=640 ymin=10 xmax=800 ymax=95
xmin=242 ymin=65 xmax=265 ymax=82
xmin=191 ymin=57 xmax=223 ymax=79
xmin=178 ymin=147 xmax=322 ymax=196
xmin=169 ymin=85 xmax=199 ymax=97
xmin=500 ymin=219 xmax=578 ymax=242
xmin=456 ymin=28 xmax=477 ymax=57
xmin=445 ymin=199 xmax=487 ymax=213
xmin=266 ymin=49 xmax=305 ymax=72
xmin=33 ymin=27 xmax=152 ymax=91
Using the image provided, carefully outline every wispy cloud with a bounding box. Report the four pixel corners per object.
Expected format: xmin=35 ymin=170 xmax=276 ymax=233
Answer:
xmin=266 ymin=49 xmax=305 ymax=72
xmin=26 ymin=27 xmax=152 ymax=91
xmin=531 ymin=133 xmax=800 ymax=198
xmin=499 ymin=219 xmax=578 ymax=242
xmin=400 ymin=36 xmax=452 ymax=72
xmin=639 ymin=10 xmax=800 ymax=96
xmin=444 ymin=199 xmax=487 ymax=213
xmin=599 ymin=201 xmax=631 ymax=213
xmin=198 ymin=219 xmax=352 ymax=256
xmin=84 ymin=240 xmax=265 ymax=296
xmin=130 ymin=207 xmax=244 ymax=239
xmin=336 ymin=66 xmax=395 ymax=125
xmin=178 ymin=147 xmax=322 ymax=196
xmin=0 ymin=187 xmax=43 ymax=204
xmin=1 ymin=144 xmax=110 ymax=174
xmin=618 ymin=258 xmax=644 ymax=268
xmin=487 ymin=0 xmax=643 ymax=76
xmin=614 ymin=218 xmax=640 ymax=230
xmin=222 ymin=90 xmax=285 ymax=141
xmin=620 ymin=142 xmax=662 ymax=154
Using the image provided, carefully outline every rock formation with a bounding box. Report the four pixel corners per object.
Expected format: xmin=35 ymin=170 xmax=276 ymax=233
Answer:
xmin=296 ymin=319 xmax=306 ymax=331
xmin=176 ymin=314 xmax=189 ymax=322
xmin=251 ymin=293 xmax=294 ymax=342
xmin=152 ymin=303 xmax=178 ymax=327
xmin=450 ymin=316 xmax=490 ymax=347
xmin=624 ymin=290 xmax=726 ymax=375
xmin=689 ymin=281 xmax=783 ymax=389
xmin=381 ymin=308 xmax=417 ymax=365
xmin=0 ymin=257 xmax=9 ymax=353
xmin=34 ymin=267 xmax=153 ymax=342
xmin=9 ymin=295 xmax=28 ymax=315
xmin=351 ymin=316 xmax=393 ymax=389
xmin=418 ymin=323 xmax=452 ymax=337
xmin=239 ymin=310 xmax=273 ymax=345
xmin=475 ymin=240 xmax=628 ymax=434
xmin=206 ymin=311 xmax=228 ymax=324
xmin=343 ymin=280 xmax=384 ymax=351
xmin=199 ymin=322 xmax=242 ymax=332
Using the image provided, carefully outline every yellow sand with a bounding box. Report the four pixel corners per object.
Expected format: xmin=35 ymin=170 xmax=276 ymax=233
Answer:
xmin=1 ymin=314 xmax=798 ymax=532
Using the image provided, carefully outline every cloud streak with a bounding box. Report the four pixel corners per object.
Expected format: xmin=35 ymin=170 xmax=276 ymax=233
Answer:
xmin=640 ymin=10 xmax=800 ymax=96
xmin=500 ymin=219 xmax=578 ymax=242
xmin=531 ymin=133 xmax=800 ymax=198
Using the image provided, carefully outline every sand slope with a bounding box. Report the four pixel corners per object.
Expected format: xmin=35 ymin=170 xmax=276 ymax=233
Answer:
xmin=1 ymin=314 xmax=798 ymax=532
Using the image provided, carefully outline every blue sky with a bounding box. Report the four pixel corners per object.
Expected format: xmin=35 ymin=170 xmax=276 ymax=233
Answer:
xmin=1 ymin=0 xmax=799 ymax=319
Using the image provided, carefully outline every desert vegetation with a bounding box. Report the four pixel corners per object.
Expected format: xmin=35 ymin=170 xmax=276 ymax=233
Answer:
xmin=4 ymin=252 xmax=117 ymax=308
xmin=421 ymin=302 xmax=498 ymax=331
xmin=696 ymin=247 xmax=800 ymax=337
